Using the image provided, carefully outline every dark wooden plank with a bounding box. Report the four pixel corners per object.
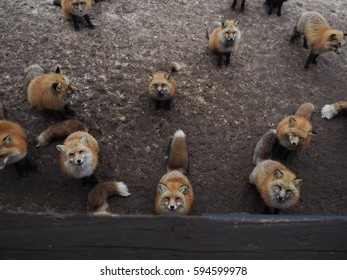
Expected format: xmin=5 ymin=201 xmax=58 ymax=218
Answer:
xmin=0 ymin=212 xmax=346 ymax=259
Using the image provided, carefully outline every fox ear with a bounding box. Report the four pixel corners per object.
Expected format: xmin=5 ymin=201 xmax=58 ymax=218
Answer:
xmin=344 ymin=33 xmax=347 ymax=37
xmin=179 ymin=185 xmax=189 ymax=195
xmin=221 ymin=20 xmax=227 ymax=28
xmin=80 ymin=135 xmax=88 ymax=146
xmin=164 ymin=74 xmax=172 ymax=81
xmin=293 ymin=178 xmax=303 ymax=187
xmin=309 ymin=130 xmax=318 ymax=136
xmin=233 ymin=20 xmax=239 ymax=27
xmin=330 ymin=34 xmax=337 ymax=41
xmin=3 ymin=135 xmax=12 ymax=147
xmin=55 ymin=66 xmax=61 ymax=74
xmin=52 ymin=82 xmax=62 ymax=92
xmin=158 ymin=183 xmax=167 ymax=194
xmin=56 ymin=145 xmax=67 ymax=154
xmin=147 ymin=73 xmax=154 ymax=80
xmin=274 ymin=169 xmax=283 ymax=179
xmin=289 ymin=117 xmax=296 ymax=127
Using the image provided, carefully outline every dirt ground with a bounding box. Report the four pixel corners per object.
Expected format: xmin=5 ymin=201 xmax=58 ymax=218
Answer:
xmin=0 ymin=0 xmax=346 ymax=216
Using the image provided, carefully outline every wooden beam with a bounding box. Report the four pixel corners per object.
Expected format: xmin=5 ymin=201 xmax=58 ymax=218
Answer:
xmin=0 ymin=212 xmax=346 ymax=259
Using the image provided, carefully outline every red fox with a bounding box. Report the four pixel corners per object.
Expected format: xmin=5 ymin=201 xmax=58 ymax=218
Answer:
xmin=265 ymin=0 xmax=288 ymax=17
xmin=26 ymin=64 xmax=76 ymax=118
xmin=56 ymin=131 xmax=99 ymax=184
xmin=321 ymin=101 xmax=347 ymax=119
xmin=250 ymin=159 xmax=303 ymax=213
xmin=0 ymin=100 xmax=36 ymax=176
xmin=147 ymin=62 xmax=181 ymax=110
xmin=53 ymin=0 xmax=95 ymax=30
xmin=231 ymin=0 xmax=246 ymax=12
xmin=290 ymin=11 xmax=346 ymax=69
xmin=155 ymin=129 xmax=194 ymax=215
xmin=207 ymin=20 xmax=241 ymax=66
xmin=36 ymin=119 xmax=88 ymax=147
xmin=88 ymin=180 xmax=131 ymax=214
xmin=276 ymin=102 xmax=315 ymax=158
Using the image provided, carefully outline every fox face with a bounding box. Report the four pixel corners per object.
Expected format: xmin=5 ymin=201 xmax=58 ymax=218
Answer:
xmin=52 ymin=67 xmax=74 ymax=96
xmin=147 ymin=72 xmax=174 ymax=100
xmin=71 ymin=0 xmax=88 ymax=17
xmin=56 ymin=135 xmax=94 ymax=178
xmin=286 ymin=117 xmax=314 ymax=147
xmin=269 ymin=169 xmax=302 ymax=209
xmin=325 ymin=32 xmax=346 ymax=54
xmin=219 ymin=20 xmax=241 ymax=46
xmin=0 ymin=135 xmax=26 ymax=169
xmin=157 ymin=183 xmax=189 ymax=214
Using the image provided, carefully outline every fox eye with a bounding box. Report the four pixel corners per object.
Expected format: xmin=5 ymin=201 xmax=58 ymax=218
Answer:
xmin=286 ymin=190 xmax=292 ymax=195
xmin=273 ymin=185 xmax=281 ymax=191
xmin=68 ymin=153 xmax=74 ymax=157
xmin=79 ymin=150 xmax=84 ymax=154
xmin=162 ymin=84 xmax=167 ymax=88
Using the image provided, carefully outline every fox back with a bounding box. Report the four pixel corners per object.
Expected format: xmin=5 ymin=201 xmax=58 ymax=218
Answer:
xmin=155 ymin=170 xmax=193 ymax=215
xmin=56 ymin=131 xmax=99 ymax=178
xmin=27 ymin=66 xmax=73 ymax=111
xmin=0 ymin=120 xmax=27 ymax=170
xmin=208 ymin=20 xmax=241 ymax=53
xmin=249 ymin=159 xmax=302 ymax=210
xmin=296 ymin=11 xmax=346 ymax=54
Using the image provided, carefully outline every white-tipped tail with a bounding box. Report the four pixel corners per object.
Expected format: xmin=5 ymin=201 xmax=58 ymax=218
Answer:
xmin=116 ymin=181 xmax=131 ymax=197
xmin=36 ymin=134 xmax=47 ymax=147
xmin=321 ymin=104 xmax=337 ymax=119
xmin=173 ymin=129 xmax=185 ymax=139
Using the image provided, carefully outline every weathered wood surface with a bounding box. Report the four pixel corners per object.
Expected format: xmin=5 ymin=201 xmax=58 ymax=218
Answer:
xmin=0 ymin=212 xmax=346 ymax=260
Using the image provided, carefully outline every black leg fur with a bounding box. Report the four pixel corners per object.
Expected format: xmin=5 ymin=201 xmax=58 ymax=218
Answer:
xmin=225 ymin=52 xmax=231 ymax=66
xmin=84 ymin=14 xmax=95 ymax=29
xmin=60 ymin=104 xmax=76 ymax=119
xmin=71 ymin=15 xmax=80 ymax=30
xmin=304 ymin=51 xmax=319 ymax=69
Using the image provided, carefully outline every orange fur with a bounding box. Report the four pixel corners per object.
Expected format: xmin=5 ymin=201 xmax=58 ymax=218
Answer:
xmin=36 ymin=120 xmax=88 ymax=147
xmin=56 ymin=131 xmax=99 ymax=179
xmin=208 ymin=20 xmax=241 ymax=53
xmin=155 ymin=130 xmax=193 ymax=215
xmin=26 ymin=66 xmax=74 ymax=111
xmin=0 ymin=120 xmax=27 ymax=170
xmin=61 ymin=0 xmax=92 ymax=18
xmin=147 ymin=71 xmax=177 ymax=101
xmin=276 ymin=103 xmax=314 ymax=151
xmin=250 ymin=159 xmax=302 ymax=210
xmin=88 ymin=181 xmax=131 ymax=214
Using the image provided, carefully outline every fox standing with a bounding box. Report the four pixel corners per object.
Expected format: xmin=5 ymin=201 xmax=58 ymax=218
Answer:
xmin=147 ymin=62 xmax=181 ymax=110
xmin=155 ymin=129 xmax=194 ymax=215
xmin=56 ymin=131 xmax=99 ymax=184
xmin=207 ymin=20 xmax=241 ymax=66
xmin=53 ymin=0 xmax=95 ymax=30
xmin=290 ymin=11 xmax=346 ymax=69
xmin=26 ymin=64 xmax=76 ymax=118
xmin=0 ymin=100 xmax=36 ymax=176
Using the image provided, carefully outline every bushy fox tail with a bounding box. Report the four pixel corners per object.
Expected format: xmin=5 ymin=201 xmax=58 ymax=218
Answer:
xmin=252 ymin=129 xmax=277 ymax=165
xmin=166 ymin=129 xmax=189 ymax=175
xmin=87 ymin=181 xmax=131 ymax=214
xmin=321 ymin=101 xmax=347 ymax=119
xmin=295 ymin=102 xmax=315 ymax=120
xmin=36 ymin=119 xmax=88 ymax=147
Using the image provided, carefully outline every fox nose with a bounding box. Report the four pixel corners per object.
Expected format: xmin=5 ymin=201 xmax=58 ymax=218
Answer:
xmin=169 ymin=205 xmax=175 ymax=210
xmin=76 ymin=159 xmax=83 ymax=165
